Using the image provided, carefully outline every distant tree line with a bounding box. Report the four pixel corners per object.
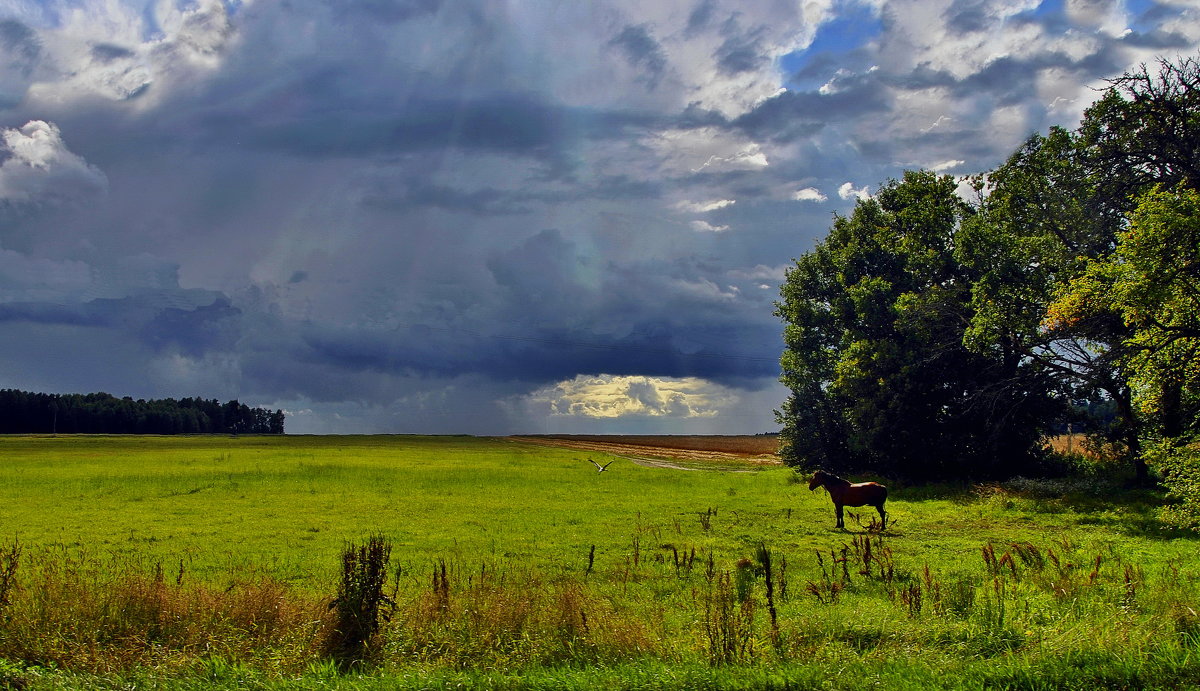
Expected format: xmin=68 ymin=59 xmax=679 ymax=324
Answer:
xmin=777 ymin=55 xmax=1200 ymax=528
xmin=0 ymin=389 xmax=285 ymax=435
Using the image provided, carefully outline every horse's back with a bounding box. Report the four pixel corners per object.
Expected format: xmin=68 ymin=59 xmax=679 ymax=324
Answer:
xmin=849 ymin=481 xmax=887 ymax=507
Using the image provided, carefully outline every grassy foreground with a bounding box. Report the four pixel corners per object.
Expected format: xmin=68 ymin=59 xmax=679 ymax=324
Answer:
xmin=0 ymin=435 xmax=1198 ymax=689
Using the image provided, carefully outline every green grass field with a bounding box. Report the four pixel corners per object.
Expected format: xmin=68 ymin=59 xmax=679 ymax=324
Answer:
xmin=1 ymin=435 xmax=1198 ymax=689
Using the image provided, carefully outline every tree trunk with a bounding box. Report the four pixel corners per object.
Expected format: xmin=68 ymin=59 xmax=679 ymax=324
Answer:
xmin=1112 ymin=389 xmax=1148 ymax=483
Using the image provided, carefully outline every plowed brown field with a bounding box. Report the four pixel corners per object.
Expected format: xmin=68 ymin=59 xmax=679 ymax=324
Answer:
xmin=507 ymin=434 xmax=782 ymax=471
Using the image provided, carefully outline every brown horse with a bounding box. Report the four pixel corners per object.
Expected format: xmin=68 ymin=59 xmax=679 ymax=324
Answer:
xmin=808 ymin=470 xmax=887 ymax=530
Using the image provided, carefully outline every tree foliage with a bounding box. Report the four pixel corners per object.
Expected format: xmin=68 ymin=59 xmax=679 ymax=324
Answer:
xmin=776 ymin=171 xmax=1058 ymax=480
xmin=0 ymin=389 xmax=285 ymax=435
xmin=959 ymin=125 xmax=1146 ymax=478
xmin=1049 ymin=186 xmax=1200 ymax=526
xmin=778 ymin=55 xmax=1200 ymax=503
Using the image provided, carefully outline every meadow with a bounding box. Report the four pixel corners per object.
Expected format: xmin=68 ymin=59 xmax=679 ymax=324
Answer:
xmin=0 ymin=434 xmax=1198 ymax=689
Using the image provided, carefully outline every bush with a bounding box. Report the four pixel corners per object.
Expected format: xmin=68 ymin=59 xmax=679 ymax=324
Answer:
xmin=1148 ymin=440 xmax=1200 ymax=531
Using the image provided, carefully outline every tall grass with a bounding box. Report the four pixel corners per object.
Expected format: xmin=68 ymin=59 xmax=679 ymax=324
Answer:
xmin=0 ymin=547 xmax=326 ymax=675
xmin=0 ymin=531 xmax=1197 ymax=688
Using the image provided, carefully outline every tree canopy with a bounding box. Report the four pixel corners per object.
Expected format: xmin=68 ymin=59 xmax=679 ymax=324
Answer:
xmin=777 ymin=55 xmax=1200 ymax=523
xmin=777 ymin=171 xmax=1059 ymax=481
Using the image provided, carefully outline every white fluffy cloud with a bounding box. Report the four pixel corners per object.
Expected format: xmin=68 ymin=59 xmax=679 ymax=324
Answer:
xmin=675 ymin=198 xmax=736 ymax=213
xmin=690 ymin=220 xmax=730 ymax=232
xmin=648 ymin=127 xmax=770 ymax=175
xmin=0 ymin=120 xmax=107 ymax=204
xmin=929 ymin=160 xmax=965 ymax=172
xmin=792 ymin=187 xmax=827 ymax=202
xmin=15 ymin=0 xmax=231 ymax=107
xmin=837 ymin=181 xmax=871 ymax=201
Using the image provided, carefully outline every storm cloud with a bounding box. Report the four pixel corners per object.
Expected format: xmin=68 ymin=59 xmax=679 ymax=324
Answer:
xmin=0 ymin=0 xmax=1197 ymax=433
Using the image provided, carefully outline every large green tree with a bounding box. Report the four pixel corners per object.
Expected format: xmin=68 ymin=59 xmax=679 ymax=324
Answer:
xmin=778 ymin=55 xmax=1200 ymax=487
xmin=956 ymin=126 xmax=1146 ymax=477
xmin=776 ymin=171 xmax=1058 ymax=480
xmin=1049 ymin=186 xmax=1200 ymax=526
xmin=957 ymin=55 xmax=1200 ymax=482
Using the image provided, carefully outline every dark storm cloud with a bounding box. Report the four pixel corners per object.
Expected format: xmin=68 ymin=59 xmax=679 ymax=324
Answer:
xmin=90 ymin=43 xmax=135 ymax=63
xmin=0 ymin=292 xmax=238 ymax=359
xmin=360 ymin=172 xmax=664 ymax=216
xmin=686 ymin=0 xmax=717 ymax=35
xmin=187 ymin=88 xmax=661 ymax=170
xmin=1121 ymin=27 xmax=1196 ymax=50
xmin=0 ymin=301 xmax=102 ymax=327
xmin=476 ymin=229 xmax=779 ymax=384
xmin=138 ymin=298 xmax=241 ymax=356
xmin=212 ymin=93 xmax=573 ymax=158
xmin=0 ymin=19 xmax=38 ymax=65
xmin=715 ymin=29 xmax=766 ymax=76
xmin=944 ymin=0 xmax=991 ymax=34
xmin=0 ymin=19 xmax=40 ymax=107
xmin=733 ymin=81 xmax=891 ymax=142
xmin=958 ymin=56 xmax=1094 ymax=106
xmin=2 ymin=0 xmax=1198 ymax=433
xmin=610 ymin=24 xmax=668 ymax=87
xmin=296 ymin=318 xmax=779 ymax=387
xmin=878 ymin=50 xmax=1123 ymax=105
xmin=232 ymin=223 xmax=786 ymax=395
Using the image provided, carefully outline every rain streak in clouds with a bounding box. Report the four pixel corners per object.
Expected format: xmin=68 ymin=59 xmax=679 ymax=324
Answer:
xmin=0 ymin=0 xmax=1197 ymax=434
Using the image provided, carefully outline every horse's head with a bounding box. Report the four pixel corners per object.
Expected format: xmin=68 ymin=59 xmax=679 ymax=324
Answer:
xmin=808 ymin=470 xmax=827 ymax=491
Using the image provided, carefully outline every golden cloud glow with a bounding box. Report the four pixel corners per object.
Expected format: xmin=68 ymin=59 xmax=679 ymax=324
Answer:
xmin=525 ymin=374 xmax=738 ymax=419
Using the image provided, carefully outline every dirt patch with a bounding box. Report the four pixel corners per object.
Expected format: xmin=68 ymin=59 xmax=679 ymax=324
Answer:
xmin=506 ymin=435 xmax=783 ymax=472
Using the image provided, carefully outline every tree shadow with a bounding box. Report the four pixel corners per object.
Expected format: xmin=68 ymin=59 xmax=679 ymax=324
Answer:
xmin=889 ymin=478 xmax=1196 ymax=540
xmin=1022 ymin=487 xmax=1196 ymax=540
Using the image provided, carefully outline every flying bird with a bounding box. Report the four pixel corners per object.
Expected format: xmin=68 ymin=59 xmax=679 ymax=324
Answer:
xmin=588 ymin=458 xmax=613 ymax=473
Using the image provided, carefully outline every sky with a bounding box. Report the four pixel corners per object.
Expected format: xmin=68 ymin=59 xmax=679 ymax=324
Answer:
xmin=0 ymin=0 xmax=1197 ymax=435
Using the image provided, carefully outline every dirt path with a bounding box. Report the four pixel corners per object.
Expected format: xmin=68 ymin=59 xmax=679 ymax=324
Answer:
xmin=505 ymin=435 xmax=783 ymax=472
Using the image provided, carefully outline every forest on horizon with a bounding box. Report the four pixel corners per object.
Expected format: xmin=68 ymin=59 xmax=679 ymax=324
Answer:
xmin=0 ymin=389 xmax=284 ymax=435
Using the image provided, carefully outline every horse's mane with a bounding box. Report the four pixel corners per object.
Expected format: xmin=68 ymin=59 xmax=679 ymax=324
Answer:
xmin=815 ymin=469 xmax=850 ymax=487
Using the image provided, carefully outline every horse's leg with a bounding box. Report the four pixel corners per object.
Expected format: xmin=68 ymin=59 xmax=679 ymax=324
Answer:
xmin=876 ymin=503 xmax=887 ymax=529
xmin=835 ymin=503 xmax=844 ymax=529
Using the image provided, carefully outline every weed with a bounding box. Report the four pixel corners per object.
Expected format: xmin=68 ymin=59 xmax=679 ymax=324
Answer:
xmin=0 ymin=659 xmax=30 ymax=691
xmin=850 ymin=534 xmax=895 ymax=583
xmin=734 ymin=558 xmax=755 ymax=604
xmin=0 ymin=539 xmax=18 ymax=612
xmin=980 ymin=576 xmax=1008 ymax=630
xmin=326 ymin=535 xmax=395 ymax=666
xmin=1010 ymin=542 xmax=1044 ymax=571
xmin=703 ymin=571 xmax=754 ymax=665
xmin=755 ymin=543 xmax=779 ymax=644
xmin=0 ymin=547 xmax=322 ymax=674
xmin=899 ymin=582 xmax=922 ymax=617
xmin=804 ymin=549 xmax=846 ymax=605
xmin=1122 ymin=563 xmax=1141 ymax=610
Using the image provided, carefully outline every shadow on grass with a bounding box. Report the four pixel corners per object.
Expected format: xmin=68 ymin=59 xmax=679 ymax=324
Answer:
xmin=889 ymin=482 xmax=976 ymax=502
xmin=890 ymin=478 xmax=1198 ymax=540
xmin=1023 ymin=488 xmax=1197 ymax=540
